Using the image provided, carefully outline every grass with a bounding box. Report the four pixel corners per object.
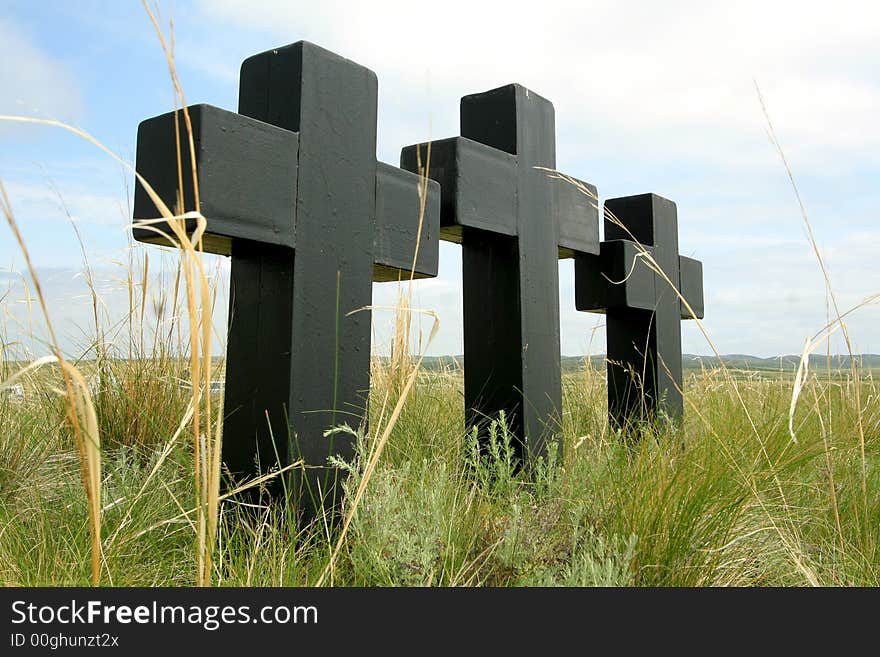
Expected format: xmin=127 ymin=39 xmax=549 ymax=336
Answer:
xmin=0 ymin=357 xmax=877 ymax=586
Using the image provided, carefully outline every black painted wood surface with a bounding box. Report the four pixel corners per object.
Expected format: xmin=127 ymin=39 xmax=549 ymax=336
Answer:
xmin=574 ymin=193 xmax=704 ymax=426
xmin=402 ymin=84 xmax=599 ymax=465
xmin=133 ymin=41 xmax=440 ymax=519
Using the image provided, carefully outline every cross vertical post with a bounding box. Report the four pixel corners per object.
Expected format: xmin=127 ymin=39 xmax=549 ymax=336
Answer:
xmin=233 ymin=42 xmax=378 ymax=513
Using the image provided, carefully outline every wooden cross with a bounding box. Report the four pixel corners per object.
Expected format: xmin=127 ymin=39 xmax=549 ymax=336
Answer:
xmin=132 ymin=41 xmax=440 ymax=518
xmin=575 ymin=193 xmax=704 ymax=426
xmin=401 ymin=84 xmax=599 ymax=464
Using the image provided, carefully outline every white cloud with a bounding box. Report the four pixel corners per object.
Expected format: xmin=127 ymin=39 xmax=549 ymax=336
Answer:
xmin=0 ymin=18 xmax=82 ymax=127
xmin=2 ymin=180 xmax=131 ymax=228
xmin=194 ymin=0 xmax=880 ymax=170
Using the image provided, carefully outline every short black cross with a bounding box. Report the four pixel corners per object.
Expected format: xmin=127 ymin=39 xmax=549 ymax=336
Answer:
xmin=402 ymin=84 xmax=599 ymax=464
xmin=575 ymin=193 xmax=704 ymax=426
xmin=132 ymin=41 xmax=440 ymax=518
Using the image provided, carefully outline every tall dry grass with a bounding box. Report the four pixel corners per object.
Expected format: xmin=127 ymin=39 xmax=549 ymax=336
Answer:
xmin=0 ymin=2 xmax=221 ymax=585
xmin=0 ymin=183 xmax=102 ymax=585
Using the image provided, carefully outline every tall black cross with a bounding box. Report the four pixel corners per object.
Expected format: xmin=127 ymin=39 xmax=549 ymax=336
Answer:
xmin=575 ymin=193 xmax=704 ymax=426
xmin=402 ymin=85 xmax=599 ymax=464
xmin=132 ymin=41 xmax=440 ymax=517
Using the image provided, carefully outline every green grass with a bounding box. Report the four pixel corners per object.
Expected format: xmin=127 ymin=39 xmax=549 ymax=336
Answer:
xmin=1 ymin=359 xmax=877 ymax=586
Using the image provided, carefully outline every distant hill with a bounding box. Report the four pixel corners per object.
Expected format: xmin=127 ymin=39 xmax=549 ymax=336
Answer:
xmin=412 ymin=354 xmax=880 ymax=373
xmin=8 ymin=353 xmax=875 ymax=374
xmin=677 ymin=353 xmax=880 ymax=372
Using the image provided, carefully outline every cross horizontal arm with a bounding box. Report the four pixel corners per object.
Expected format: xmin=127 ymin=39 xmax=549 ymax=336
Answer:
xmin=678 ymin=255 xmax=704 ymax=319
xmin=553 ymin=174 xmax=600 ymax=257
xmin=132 ymin=104 xmax=299 ymax=255
xmin=403 ymin=137 xmax=599 ymax=258
xmin=401 ymin=136 xmax=517 ymax=242
xmin=373 ymin=163 xmax=441 ymax=281
xmin=575 ymin=240 xmax=657 ymax=312
xmin=576 ymin=242 xmax=704 ymax=319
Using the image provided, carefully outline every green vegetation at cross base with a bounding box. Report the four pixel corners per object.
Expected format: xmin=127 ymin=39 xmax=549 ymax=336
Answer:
xmin=1 ymin=356 xmax=877 ymax=587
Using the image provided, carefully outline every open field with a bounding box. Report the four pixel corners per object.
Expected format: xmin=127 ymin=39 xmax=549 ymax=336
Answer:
xmin=1 ymin=5 xmax=876 ymax=589
xmin=1 ymin=357 xmax=877 ymax=586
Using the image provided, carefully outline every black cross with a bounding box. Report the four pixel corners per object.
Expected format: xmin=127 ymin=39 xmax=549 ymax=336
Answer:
xmin=132 ymin=41 xmax=440 ymax=518
xmin=575 ymin=193 xmax=704 ymax=426
xmin=402 ymin=84 xmax=599 ymax=464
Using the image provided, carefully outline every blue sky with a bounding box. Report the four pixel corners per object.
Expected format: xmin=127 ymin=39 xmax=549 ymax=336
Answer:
xmin=1 ymin=0 xmax=878 ymax=358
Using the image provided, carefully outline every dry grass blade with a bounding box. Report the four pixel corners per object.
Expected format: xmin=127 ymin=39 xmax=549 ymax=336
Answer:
xmin=0 ymin=182 xmax=102 ymax=585
xmin=139 ymin=1 xmax=220 ymax=586
xmin=755 ymin=80 xmax=872 ymax=535
xmin=105 ymin=401 xmax=196 ymax=548
xmin=128 ymin=460 xmax=304 ymax=543
xmin=788 ymin=296 xmax=880 ymax=442
xmin=2 ymin=8 xmax=218 ymax=584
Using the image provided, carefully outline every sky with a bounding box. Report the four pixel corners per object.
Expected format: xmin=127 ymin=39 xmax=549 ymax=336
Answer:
xmin=1 ymin=0 xmax=878 ymax=359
